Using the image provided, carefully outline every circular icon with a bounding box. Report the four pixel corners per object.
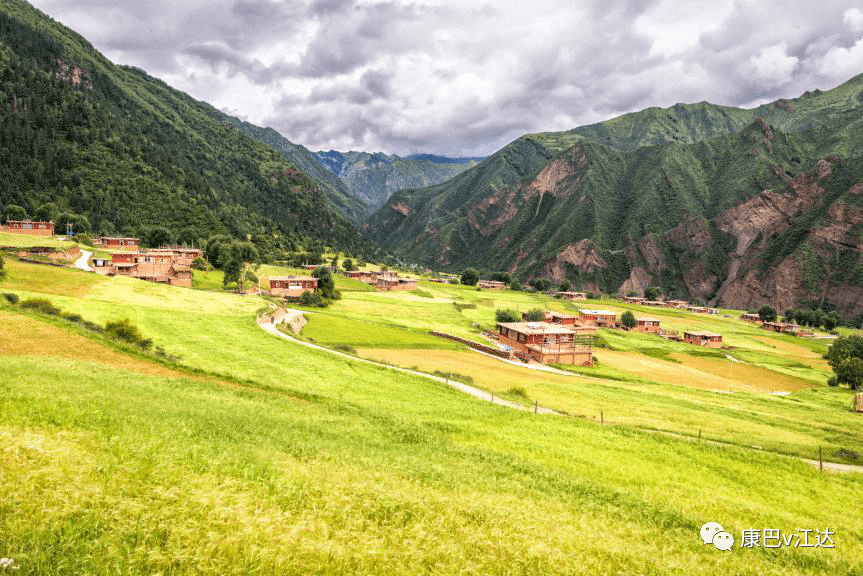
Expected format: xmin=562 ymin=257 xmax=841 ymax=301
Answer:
xmin=700 ymin=522 xmax=724 ymax=545
xmin=712 ymin=531 xmax=735 ymax=551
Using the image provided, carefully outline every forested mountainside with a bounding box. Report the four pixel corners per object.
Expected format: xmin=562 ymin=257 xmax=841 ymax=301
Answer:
xmin=366 ymin=75 xmax=863 ymax=319
xmin=0 ymin=0 xmax=378 ymax=259
xmin=315 ymin=150 xmax=482 ymax=211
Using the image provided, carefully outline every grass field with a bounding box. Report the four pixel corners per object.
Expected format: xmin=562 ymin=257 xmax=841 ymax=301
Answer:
xmin=1 ymin=260 xmax=862 ymax=574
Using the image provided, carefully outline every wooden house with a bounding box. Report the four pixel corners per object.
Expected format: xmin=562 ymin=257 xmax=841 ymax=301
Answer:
xmin=4 ymin=220 xmax=53 ymax=236
xmin=642 ymin=300 xmax=665 ymax=307
xmin=109 ymin=251 xmax=193 ymax=287
xmin=577 ymin=309 xmax=618 ymax=328
xmin=740 ymin=313 xmax=761 ymax=323
xmin=94 ymin=236 xmax=139 ymax=249
xmin=159 ymin=245 xmax=203 ymax=266
xmin=762 ymin=321 xmax=800 ymax=335
xmin=558 ymin=291 xmax=588 ymax=301
xmin=478 ymin=280 xmax=506 ymax=289
xmin=497 ymin=322 xmax=593 ymax=365
xmin=683 ymin=330 xmax=723 ymax=348
xmin=666 ymin=300 xmax=689 ymax=308
xmin=343 ymin=270 xmax=377 ymax=284
xmin=686 ymin=305 xmax=708 ymax=314
xmin=623 ymin=296 xmax=645 ymax=304
xmin=635 ymin=317 xmax=661 ymax=333
xmin=269 ymin=276 xmax=317 ymax=299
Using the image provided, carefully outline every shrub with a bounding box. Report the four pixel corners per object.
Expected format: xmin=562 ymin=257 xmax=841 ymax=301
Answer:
xmin=524 ymin=308 xmax=546 ymax=322
xmin=75 ymin=233 xmax=94 ymax=247
xmin=3 ymin=292 xmax=18 ymax=305
xmin=20 ymin=298 xmax=61 ymax=316
xmin=495 ymin=308 xmax=519 ymax=323
xmin=300 ymin=290 xmax=327 ymax=308
xmin=529 ymin=278 xmax=554 ymax=292
xmin=509 ymin=279 xmax=523 ymax=291
xmin=644 ymin=286 xmax=661 ymax=300
xmin=621 ymin=310 xmax=637 ymax=329
xmin=758 ymin=304 xmax=777 ymax=322
xmin=460 ymin=268 xmax=479 ymax=286
xmin=104 ymin=318 xmax=146 ymax=345
xmin=507 ymin=386 xmax=529 ymax=400
xmin=191 ymin=257 xmax=208 ymax=271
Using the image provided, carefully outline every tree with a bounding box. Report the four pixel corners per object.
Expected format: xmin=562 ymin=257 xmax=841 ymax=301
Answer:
xmin=331 ymin=254 xmax=339 ymax=269
xmin=3 ymin=204 xmax=27 ymax=223
xmin=343 ymin=258 xmax=355 ymax=272
xmin=826 ymin=335 xmax=863 ymax=390
xmin=34 ymin=202 xmax=58 ymax=222
xmin=495 ymin=308 xmax=519 ymax=323
xmin=509 ymin=278 xmax=523 ymax=291
xmin=220 ymin=240 xmax=259 ymax=289
xmin=621 ymin=310 xmax=637 ymax=329
xmin=559 ymin=279 xmax=571 ymax=292
xmin=758 ymin=304 xmax=777 ymax=323
xmin=823 ymin=311 xmax=843 ymax=331
xmin=524 ymin=308 xmax=546 ymax=321
xmin=205 ymin=234 xmax=232 ymax=264
xmin=141 ymin=226 xmax=173 ymax=248
xmin=784 ymin=308 xmax=795 ymax=323
xmin=312 ymin=266 xmax=335 ymax=298
xmin=644 ymin=286 xmax=661 ymax=301
xmin=460 ymin=268 xmax=479 ymax=286
xmin=529 ymin=278 xmax=554 ymax=292
xmin=489 ymin=271 xmax=511 ymax=284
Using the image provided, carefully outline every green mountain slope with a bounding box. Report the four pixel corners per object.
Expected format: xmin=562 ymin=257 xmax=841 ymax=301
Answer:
xmin=315 ymin=150 xmax=482 ymax=210
xmin=366 ymin=75 xmax=863 ymax=319
xmin=0 ymin=0 xmax=376 ymax=258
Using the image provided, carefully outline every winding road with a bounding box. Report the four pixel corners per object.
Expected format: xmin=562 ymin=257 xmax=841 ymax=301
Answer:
xmin=74 ymin=249 xmax=93 ymax=272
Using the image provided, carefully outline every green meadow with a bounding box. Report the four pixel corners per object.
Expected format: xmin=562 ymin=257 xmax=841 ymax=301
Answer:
xmin=1 ymin=259 xmax=862 ymax=574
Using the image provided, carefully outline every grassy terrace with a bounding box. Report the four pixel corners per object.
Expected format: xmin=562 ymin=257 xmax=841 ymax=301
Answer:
xmin=1 ymin=259 xmax=861 ymax=574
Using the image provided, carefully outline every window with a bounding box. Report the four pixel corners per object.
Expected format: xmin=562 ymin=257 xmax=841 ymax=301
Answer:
xmin=518 ymin=333 xmax=525 ymax=342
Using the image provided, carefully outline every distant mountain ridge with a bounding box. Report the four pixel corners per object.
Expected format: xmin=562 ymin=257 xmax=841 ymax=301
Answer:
xmin=366 ymin=76 xmax=863 ymax=320
xmin=314 ymin=150 xmax=483 ymax=210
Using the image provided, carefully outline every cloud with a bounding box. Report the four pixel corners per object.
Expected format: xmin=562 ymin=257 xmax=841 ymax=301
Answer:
xmin=27 ymin=0 xmax=863 ymax=156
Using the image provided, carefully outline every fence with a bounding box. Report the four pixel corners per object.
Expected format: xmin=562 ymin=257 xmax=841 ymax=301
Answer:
xmin=429 ymin=331 xmax=513 ymax=359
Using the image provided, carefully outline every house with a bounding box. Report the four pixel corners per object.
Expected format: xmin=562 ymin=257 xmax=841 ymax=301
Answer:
xmin=623 ymin=296 xmax=645 ymax=304
xmin=108 ymin=251 xmax=193 ymax=287
xmin=686 ymin=305 xmax=708 ymax=314
xmin=762 ymin=321 xmax=800 ymax=335
xmin=578 ymin=309 xmax=618 ymax=328
xmin=635 ymin=317 xmax=661 ymax=333
xmin=497 ymin=321 xmax=594 ymax=365
xmin=642 ymin=300 xmax=666 ymax=307
xmin=269 ymin=276 xmax=318 ymax=299
xmin=666 ymin=300 xmax=689 ymax=308
xmin=547 ymin=311 xmax=579 ymax=325
xmin=343 ymin=270 xmax=377 ymax=283
xmin=740 ymin=313 xmax=761 ymax=323
xmin=558 ymin=291 xmax=588 ymax=301
xmin=3 ymin=220 xmax=53 ymax=236
xmin=478 ymin=280 xmax=506 ymax=289
xmin=683 ymin=330 xmax=723 ymax=348
xmin=375 ymin=272 xmax=417 ymax=291
xmin=159 ymin=245 xmax=203 ymax=266
xmin=94 ymin=236 xmax=139 ymax=249
xmin=301 ymin=264 xmax=319 ymax=270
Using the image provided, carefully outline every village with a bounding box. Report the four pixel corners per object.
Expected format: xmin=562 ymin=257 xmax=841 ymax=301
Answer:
xmin=0 ymin=219 xmax=824 ymax=372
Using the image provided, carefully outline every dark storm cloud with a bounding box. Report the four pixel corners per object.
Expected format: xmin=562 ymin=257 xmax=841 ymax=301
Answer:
xmin=28 ymin=0 xmax=863 ymax=156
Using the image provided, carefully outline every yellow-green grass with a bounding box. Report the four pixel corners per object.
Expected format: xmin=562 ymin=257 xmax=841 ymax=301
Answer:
xmin=0 ymin=231 xmax=77 ymax=248
xmin=1 ymin=258 xmax=105 ymax=297
xmin=355 ymin=346 xmax=863 ymax=462
xmin=2 ymin=306 xmax=863 ymax=574
xmin=302 ymin=313 xmax=463 ymax=349
xmin=192 ymin=267 xmax=227 ymax=291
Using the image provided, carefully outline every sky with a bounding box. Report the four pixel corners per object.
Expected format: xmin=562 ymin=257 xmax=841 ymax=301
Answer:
xmin=28 ymin=0 xmax=863 ymax=157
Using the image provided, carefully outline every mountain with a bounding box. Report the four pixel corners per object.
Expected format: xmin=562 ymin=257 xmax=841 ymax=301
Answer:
xmin=314 ymin=150 xmax=482 ymax=210
xmin=366 ymin=76 xmax=863 ymax=319
xmin=223 ymin=120 xmax=370 ymax=224
xmin=0 ymin=0 xmax=378 ymax=259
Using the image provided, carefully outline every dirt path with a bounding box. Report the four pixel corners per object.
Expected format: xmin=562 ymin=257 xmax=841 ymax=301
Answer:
xmin=74 ymin=249 xmax=92 ymax=272
xmin=257 ymin=308 xmax=863 ymax=474
xmin=257 ymin=308 xmax=557 ymax=414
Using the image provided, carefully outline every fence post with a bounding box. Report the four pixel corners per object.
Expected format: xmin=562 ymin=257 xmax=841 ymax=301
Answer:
xmin=534 ymin=399 xmax=538 ymax=414
xmin=819 ymin=446 xmax=823 ymax=472
xmin=600 ymin=410 xmax=604 ymax=425
xmin=698 ymin=428 xmax=701 ymax=442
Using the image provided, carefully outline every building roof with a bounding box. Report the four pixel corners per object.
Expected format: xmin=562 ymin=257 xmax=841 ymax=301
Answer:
xmin=559 ymin=291 xmax=588 ymax=296
xmin=548 ymin=311 xmax=578 ymax=319
xmin=578 ymin=309 xmax=617 ymax=316
xmin=637 ymin=317 xmax=661 ymax=323
xmin=498 ymin=322 xmax=577 ymax=336
xmin=269 ymin=275 xmax=315 ymax=282
xmin=684 ymin=330 xmax=722 ymax=337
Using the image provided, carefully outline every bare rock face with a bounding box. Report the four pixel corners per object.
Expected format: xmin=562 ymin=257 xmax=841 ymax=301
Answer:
xmin=469 ymin=144 xmax=588 ymax=237
xmin=663 ymin=213 xmax=713 ymax=254
xmin=720 ymin=255 xmax=804 ymax=312
xmin=392 ymin=201 xmax=411 ymax=216
xmin=542 ymin=239 xmax=607 ymax=281
xmin=619 ymin=266 xmax=652 ymax=295
xmin=683 ymin=262 xmax=719 ymax=301
xmin=637 ymin=234 xmax=667 ymax=275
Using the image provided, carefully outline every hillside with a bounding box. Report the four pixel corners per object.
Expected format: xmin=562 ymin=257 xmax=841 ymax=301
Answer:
xmin=315 ymin=150 xmax=482 ymax=210
xmin=0 ymin=0 xmax=377 ymax=259
xmin=365 ymin=75 xmax=863 ymax=320
xmin=2 ymin=253 xmax=862 ymax=574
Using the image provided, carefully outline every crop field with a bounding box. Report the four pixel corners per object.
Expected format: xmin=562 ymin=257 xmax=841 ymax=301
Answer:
xmin=1 ymin=259 xmax=862 ymax=574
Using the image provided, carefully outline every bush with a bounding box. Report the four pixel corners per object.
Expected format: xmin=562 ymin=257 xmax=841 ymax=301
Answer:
xmin=621 ymin=310 xmax=637 ymax=329
xmin=3 ymin=292 xmax=18 ymax=305
xmin=827 ymin=376 xmax=838 ymax=387
xmin=524 ymin=308 xmax=546 ymax=321
xmin=191 ymin=257 xmax=208 ymax=271
xmin=559 ymin=279 xmax=571 ymax=292
xmin=300 ymin=290 xmax=327 ymax=308
xmin=104 ymin=318 xmax=146 ymax=345
xmin=495 ymin=308 xmax=520 ymax=323
xmin=644 ymin=286 xmax=661 ymax=300
xmin=529 ymin=278 xmax=554 ymax=292
xmin=758 ymin=304 xmax=777 ymax=323
xmin=460 ymin=268 xmax=479 ymax=286
xmin=75 ymin=233 xmax=94 ymax=247
xmin=509 ymin=279 xmax=523 ymax=291
xmin=20 ymin=298 xmax=61 ymax=316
